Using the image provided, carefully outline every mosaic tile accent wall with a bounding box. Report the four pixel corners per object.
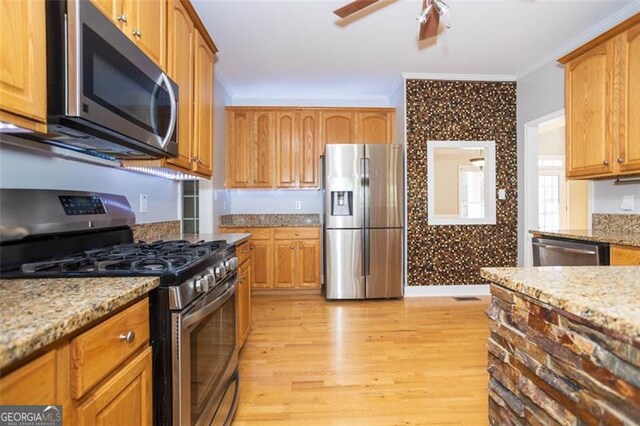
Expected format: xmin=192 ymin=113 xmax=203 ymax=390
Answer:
xmin=406 ymin=79 xmax=517 ymax=286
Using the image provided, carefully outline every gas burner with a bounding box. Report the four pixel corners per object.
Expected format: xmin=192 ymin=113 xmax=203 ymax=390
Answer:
xmin=18 ymin=239 xmax=229 ymax=275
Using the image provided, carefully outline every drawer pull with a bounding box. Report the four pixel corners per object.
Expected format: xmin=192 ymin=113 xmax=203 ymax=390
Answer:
xmin=117 ymin=14 xmax=127 ymax=23
xmin=617 ymin=157 xmax=624 ymax=163
xmin=119 ymin=331 xmax=136 ymax=343
xmin=603 ymin=160 xmax=609 ymax=166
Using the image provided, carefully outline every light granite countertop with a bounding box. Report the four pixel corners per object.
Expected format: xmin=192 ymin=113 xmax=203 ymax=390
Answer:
xmin=530 ymin=229 xmax=640 ymax=248
xmin=219 ymin=214 xmax=321 ymax=228
xmin=481 ymin=266 xmax=640 ymax=341
xmin=0 ymin=276 xmax=159 ymax=371
xmin=148 ymin=233 xmax=252 ymax=246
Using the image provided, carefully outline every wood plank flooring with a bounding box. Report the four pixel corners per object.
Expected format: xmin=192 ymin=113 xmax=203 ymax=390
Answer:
xmin=233 ymin=294 xmax=490 ymax=425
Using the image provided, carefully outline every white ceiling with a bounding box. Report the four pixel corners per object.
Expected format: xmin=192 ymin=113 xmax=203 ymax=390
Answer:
xmin=192 ymin=0 xmax=639 ymax=102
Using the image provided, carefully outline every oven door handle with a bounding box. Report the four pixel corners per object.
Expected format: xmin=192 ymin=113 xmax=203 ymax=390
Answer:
xmin=182 ymin=280 xmax=237 ymax=330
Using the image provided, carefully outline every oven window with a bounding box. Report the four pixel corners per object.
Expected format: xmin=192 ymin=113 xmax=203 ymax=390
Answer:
xmin=190 ymin=292 xmax=236 ymax=422
xmin=82 ymin=25 xmax=171 ymax=137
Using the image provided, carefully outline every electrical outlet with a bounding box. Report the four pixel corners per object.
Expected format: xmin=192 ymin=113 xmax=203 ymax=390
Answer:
xmin=621 ymin=195 xmax=635 ymax=211
xmin=498 ymin=189 xmax=506 ymax=200
xmin=139 ymin=194 xmax=148 ymax=214
xmin=295 ymin=201 xmax=302 ymax=210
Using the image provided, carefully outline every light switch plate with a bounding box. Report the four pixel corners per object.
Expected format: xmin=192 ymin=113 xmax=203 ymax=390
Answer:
xmin=139 ymin=194 xmax=148 ymax=214
xmin=621 ymin=195 xmax=634 ymax=211
xmin=498 ymin=189 xmax=506 ymax=200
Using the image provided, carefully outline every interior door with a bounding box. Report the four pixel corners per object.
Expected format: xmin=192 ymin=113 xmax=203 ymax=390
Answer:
xmin=366 ymin=228 xmax=403 ymax=299
xmin=325 ymin=229 xmax=364 ymax=299
xmin=365 ymin=144 xmax=403 ymax=228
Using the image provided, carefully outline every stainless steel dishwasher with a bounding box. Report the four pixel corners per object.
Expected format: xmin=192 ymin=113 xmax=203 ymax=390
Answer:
xmin=532 ymin=237 xmax=610 ymax=266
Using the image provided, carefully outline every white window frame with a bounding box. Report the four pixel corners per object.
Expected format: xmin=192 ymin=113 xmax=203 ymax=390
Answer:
xmin=427 ymin=140 xmax=497 ymax=225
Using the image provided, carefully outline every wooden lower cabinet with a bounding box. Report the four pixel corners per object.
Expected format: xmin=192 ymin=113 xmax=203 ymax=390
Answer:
xmin=610 ymin=244 xmax=640 ymax=265
xmin=76 ymin=347 xmax=152 ymax=425
xmin=0 ymin=297 xmax=152 ymax=425
xmin=236 ymin=253 xmax=252 ymax=349
xmin=222 ymin=227 xmax=320 ymax=290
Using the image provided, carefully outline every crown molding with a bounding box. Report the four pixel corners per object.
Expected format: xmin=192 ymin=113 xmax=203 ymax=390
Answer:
xmin=402 ymin=72 xmax=517 ymax=82
xmin=517 ymin=2 xmax=640 ymax=80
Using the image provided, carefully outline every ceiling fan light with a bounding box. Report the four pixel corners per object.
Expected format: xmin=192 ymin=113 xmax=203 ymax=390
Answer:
xmin=416 ymin=4 xmax=432 ymax=25
xmin=432 ymin=0 xmax=451 ymax=28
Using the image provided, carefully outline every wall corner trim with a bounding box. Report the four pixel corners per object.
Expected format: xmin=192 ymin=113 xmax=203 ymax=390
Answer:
xmin=402 ymin=72 xmax=517 ymax=82
xmin=404 ymin=284 xmax=490 ymax=298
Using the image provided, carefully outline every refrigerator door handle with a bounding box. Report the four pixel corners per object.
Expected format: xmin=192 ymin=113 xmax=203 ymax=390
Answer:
xmin=363 ymin=228 xmax=370 ymax=277
xmin=363 ymin=157 xmax=370 ymax=229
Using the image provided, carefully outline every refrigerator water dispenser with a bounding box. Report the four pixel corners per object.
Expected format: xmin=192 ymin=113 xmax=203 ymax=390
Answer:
xmin=331 ymin=191 xmax=353 ymax=216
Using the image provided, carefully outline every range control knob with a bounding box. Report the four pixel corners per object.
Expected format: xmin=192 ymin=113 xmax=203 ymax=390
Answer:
xmin=205 ymin=273 xmax=215 ymax=287
xmin=194 ymin=278 xmax=209 ymax=294
xmin=215 ymin=265 xmax=226 ymax=279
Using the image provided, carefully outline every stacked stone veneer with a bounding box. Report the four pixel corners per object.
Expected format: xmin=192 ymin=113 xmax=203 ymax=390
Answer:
xmin=486 ymin=284 xmax=640 ymax=425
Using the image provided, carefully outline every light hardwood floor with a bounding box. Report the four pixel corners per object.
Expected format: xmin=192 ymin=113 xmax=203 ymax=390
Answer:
xmin=233 ymin=293 xmax=490 ymax=425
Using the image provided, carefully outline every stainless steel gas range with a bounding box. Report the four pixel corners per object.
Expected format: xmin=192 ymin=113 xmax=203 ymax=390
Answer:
xmin=0 ymin=189 xmax=239 ymax=425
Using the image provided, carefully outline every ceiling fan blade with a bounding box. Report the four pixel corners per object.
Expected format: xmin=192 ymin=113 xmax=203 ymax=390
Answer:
xmin=419 ymin=6 xmax=440 ymax=40
xmin=333 ymin=0 xmax=380 ymax=18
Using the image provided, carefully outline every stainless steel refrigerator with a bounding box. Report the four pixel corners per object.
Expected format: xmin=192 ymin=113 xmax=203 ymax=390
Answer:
xmin=324 ymin=144 xmax=404 ymax=299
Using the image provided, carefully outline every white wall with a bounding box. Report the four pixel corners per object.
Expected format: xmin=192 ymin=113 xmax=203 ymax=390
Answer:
xmin=516 ymin=61 xmax=565 ymax=265
xmin=226 ymin=190 xmax=323 ymax=215
xmin=0 ymin=139 xmax=180 ymax=224
xmin=199 ymin=73 xmax=233 ymax=233
xmin=388 ymin=78 xmax=405 ymax=145
xmin=592 ymin=180 xmax=640 ymax=214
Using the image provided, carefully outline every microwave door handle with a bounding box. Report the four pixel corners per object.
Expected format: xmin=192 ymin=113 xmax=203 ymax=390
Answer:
xmin=159 ymin=72 xmax=177 ymax=149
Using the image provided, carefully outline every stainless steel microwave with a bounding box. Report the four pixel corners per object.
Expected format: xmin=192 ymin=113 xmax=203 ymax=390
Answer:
xmin=44 ymin=0 xmax=178 ymax=159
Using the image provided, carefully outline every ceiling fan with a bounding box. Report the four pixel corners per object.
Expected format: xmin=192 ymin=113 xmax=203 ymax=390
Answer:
xmin=333 ymin=0 xmax=451 ymax=41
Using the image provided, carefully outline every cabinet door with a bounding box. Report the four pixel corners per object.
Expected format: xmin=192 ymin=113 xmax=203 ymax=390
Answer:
xmin=90 ymin=0 xmax=122 ymax=26
xmin=618 ymin=25 xmax=640 ymax=174
xmin=275 ymin=111 xmax=297 ymax=188
xmin=76 ymin=347 xmax=152 ymax=426
xmin=565 ymin=40 xmax=616 ymax=178
xmin=167 ymin=0 xmax=194 ymax=171
xmin=610 ymin=244 xmax=640 ymax=265
xmin=133 ymin=0 xmax=166 ymax=70
xmin=250 ymin=240 xmax=272 ymax=289
xmin=298 ymin=240 xmax=320 ymax=288
xmin=0 ymin=351 xmax=56 ymax=405
xmin=321 ymin=111 xmax=355 ymax=150
xmin=226 ymin=111 xmax=251 ymax=187
xmin=0 ymin=0 xmax=47 ymax=125
xmin=298 ymin=111 xmax=320 ymax=188
xmin=274 ymin=240 xmax=296 ymax=288
xmin=193 ymin=31 xmax=214 ymax=177
xmin=356 ymin=111 xmax=394 ymax=144
xmin=252 ymin=111 xmax=276 ymax=188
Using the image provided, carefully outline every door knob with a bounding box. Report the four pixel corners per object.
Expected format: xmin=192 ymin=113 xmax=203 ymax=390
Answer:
xmin=602 ymin=160 xmax=610 ymax=166
xmin=617 ymin=157 xmax=624 ymax=163
xmin=133 ymin=29 xmax=142 ymax=38
xmin=117 ymin=14 xmax=127 ymax=22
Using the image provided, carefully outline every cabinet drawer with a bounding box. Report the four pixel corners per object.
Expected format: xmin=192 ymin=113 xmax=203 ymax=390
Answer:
xmin=71 ymin=298 xmax=149 ymax=399
xmin=274 ymin=227 xmax=320 ymax=240
xmin=222 ymin=227 xmax=271 ymax=240
xmin=610 ymin=244 xmax=640 ymax=265
xmin=237 ymin=241 xmax=251 ymax=265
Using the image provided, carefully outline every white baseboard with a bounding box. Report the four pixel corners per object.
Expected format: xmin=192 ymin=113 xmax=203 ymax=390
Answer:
xmin=404 ymin=284 xmax=490 ymax=298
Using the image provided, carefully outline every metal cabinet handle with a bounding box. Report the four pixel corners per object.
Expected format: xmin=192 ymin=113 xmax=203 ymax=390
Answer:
xmin=190 ymin=156 xmax=197 ymax=161
xmin=119 ymin=330 xmax=136 ymax=343
xmin=133 ymin=29 xmax=142 ymax=37
xmin=603 ymin=160 xmax=610 ymax=166
xmin=617 ymin=157 xmax=624 ymax=163
xmin=117 ymin=14 xmax=127 ymax=22
xmin=531 ymin=242 xmax=596 ymax=255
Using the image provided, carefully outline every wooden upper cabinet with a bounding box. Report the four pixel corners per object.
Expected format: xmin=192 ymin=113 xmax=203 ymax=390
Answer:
xmin=565 ymin=40 xmax=615 ymax=178
xmin=226 ymin=110 xmax=251 ymax=187
xmin=89 ymin=0 xmax=121 ymax=24
xmin=0 ymin=0 xmax=47 ymax=131
xmin=167 ymin=0 xmax=195 ymax=172
xmin=193 ymin=30 xmax=215 ymax=176
xmin=252 ymin=111 xmax=276 ymax=188
xmin=298 ymin=111 xmax=319 ymax=187
xmin=276 ymin=112 xmax=297 ymax=188
xmin=133 ymin=0 xmax=167 ymax=70
xmin=619 ymin=25 xmax=640 ymax=174
xmin=356 ymin=111 xmax=394 ymax=144
xmin=321 ymin=111 xmax=356 ymax=147
xmin=561 ymin=15 xmax=640 ymax=179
